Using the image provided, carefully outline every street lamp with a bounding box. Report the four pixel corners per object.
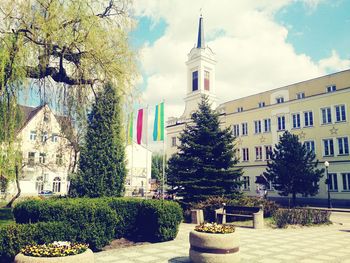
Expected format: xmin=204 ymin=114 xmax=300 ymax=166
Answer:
xmin=324 ymin=161 xmax=332 ymax=209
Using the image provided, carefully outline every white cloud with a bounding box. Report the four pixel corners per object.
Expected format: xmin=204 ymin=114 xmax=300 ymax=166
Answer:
xmin=132 ymin=0 xmax=349 ymax=151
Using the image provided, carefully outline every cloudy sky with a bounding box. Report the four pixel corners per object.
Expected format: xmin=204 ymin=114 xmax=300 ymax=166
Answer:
xmin=130 ymin=0 xmax=350 ymax=132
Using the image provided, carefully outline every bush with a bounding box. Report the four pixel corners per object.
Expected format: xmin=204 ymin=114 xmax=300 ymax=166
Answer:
xmin=0 ymin=222 xmax=78 ymax=263
xmin=273 ymin=208 xmax=331 ymax=228
xmin=13 ymin=198 xmax=119 ymax=250
xmin=232 ymin=196 xmax=279 ymax=217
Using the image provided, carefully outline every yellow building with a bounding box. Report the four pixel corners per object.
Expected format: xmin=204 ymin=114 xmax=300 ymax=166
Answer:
xmin=166 ymin=16 xmax=350 ymax=206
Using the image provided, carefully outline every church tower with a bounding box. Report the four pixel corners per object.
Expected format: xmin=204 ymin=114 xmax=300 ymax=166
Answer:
xmin=181 ymin=15 xmax=217 ymax=119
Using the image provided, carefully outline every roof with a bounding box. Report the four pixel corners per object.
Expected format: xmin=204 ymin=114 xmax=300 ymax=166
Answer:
xmin=196 ymin=15 xmax=205 ymax=48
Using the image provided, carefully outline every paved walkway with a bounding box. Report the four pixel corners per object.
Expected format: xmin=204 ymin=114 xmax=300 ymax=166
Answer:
xmin=95 ymin=213 xmax=350 ymax=263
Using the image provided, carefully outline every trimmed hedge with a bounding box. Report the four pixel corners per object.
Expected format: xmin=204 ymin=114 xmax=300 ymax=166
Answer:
xmin=13 ymin=197 xmax=183 ymax=242
xmin=0 ymin=222 xmax=77 ymax=262
xmin=273 ymin=208 xmax=331 ymax=228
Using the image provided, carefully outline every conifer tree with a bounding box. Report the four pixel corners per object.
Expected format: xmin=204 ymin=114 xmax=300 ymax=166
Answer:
xmin=263 ymin=131 xmax=324 ymax=207
xmin=70 ymin=83 xmax=126 ymax=197
xmin=167 ymin=96 xmax=242 ymax=204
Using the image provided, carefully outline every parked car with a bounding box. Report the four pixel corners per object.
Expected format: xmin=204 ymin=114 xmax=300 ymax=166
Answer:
xmin=38 ymin=190 xmax=54 ymax=197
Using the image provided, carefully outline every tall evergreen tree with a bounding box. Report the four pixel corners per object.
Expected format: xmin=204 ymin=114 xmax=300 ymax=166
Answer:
xmin=69 ymin=83 xmax=126 ymax=197
xmin=263 ymin=131 xmax=324 ymax=207
xmin=167 ymin=96 xmax=242 ymax=204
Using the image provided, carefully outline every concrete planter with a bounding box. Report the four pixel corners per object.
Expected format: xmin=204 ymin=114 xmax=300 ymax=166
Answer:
xmin=189 ymin=230 xmax=240 ymax=263
xmin=14 ymin=249 xmax=94 ymax=263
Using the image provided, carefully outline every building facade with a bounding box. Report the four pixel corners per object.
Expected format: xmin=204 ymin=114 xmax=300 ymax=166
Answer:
xmin=166 ymin=16 xmax=350 ymax=206
xmin=4 ymin=104 xmax=75 ymax=198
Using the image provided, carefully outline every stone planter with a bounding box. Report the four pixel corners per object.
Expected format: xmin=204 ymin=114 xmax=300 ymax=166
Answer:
xmin=14 ymin=249 xmax=94 ymax=263
xmin=189 ymin=230 xmax=240 ymax=263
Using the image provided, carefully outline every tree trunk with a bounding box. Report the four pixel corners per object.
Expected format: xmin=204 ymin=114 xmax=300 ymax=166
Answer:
xmin=6 ymin=165 xmax=21 ymax=208
xmin=292 ymin=192 xmax=296 ymax=208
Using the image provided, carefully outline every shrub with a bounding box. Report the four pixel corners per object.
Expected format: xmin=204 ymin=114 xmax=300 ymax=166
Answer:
xmin=273 ymin=208 xmax=331 ymax=228
xmin=232 ymin=196 xmax=279 ymax=217
xmin=0 ymin=222 xmax=78 ymax=263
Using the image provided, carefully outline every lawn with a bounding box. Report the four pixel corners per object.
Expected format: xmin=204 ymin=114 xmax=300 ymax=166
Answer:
xmin=0 ymin=204 xmax=14 ymax=226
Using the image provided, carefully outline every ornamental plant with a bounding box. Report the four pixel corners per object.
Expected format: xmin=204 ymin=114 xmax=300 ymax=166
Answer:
xmin=195 ymin=223 xmax=235 ymax=234
xmin=20 ymin=242 xmax=88 ymax=257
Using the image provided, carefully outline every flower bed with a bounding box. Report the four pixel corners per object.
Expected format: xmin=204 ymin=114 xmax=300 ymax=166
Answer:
xmin=20 ymin=242 xmax=88 ymax=257
xmin=195 ymin=222 xmax=235 ymax=234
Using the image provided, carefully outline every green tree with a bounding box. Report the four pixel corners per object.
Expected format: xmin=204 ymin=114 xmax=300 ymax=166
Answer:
xmin=69 ymin=82 xmax=126 ymax=197
xmin=167 ymin=96 xmax=242 ymax=204
xmin=151 ymin=154 xmax=164 ymax=181
xmin=263 ymin=131 xmax=324 ymax=207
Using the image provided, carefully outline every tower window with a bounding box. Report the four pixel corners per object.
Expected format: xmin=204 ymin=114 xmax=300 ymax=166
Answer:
xmin=204 ymin=70 xmax=210 ymax=91
xmin=192 ymin=71 xmax=198 ymax=91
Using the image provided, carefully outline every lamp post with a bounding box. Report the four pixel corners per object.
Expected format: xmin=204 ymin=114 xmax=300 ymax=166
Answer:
xmin=324 ymin=161 xmax=332 ymax=209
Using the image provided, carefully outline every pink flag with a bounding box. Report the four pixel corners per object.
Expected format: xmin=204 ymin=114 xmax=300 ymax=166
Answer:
xmin=137 ymin=109 xmax=143 ymax=144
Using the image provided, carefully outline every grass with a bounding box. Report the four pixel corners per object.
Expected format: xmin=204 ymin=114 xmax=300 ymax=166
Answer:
xmin=0 ymin=204 xmax=14 ymax=226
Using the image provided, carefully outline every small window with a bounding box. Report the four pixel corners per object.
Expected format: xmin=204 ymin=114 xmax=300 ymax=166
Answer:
xmin=304 ymin=111 xmax=313 ymax=127
xmin=328 ymin=173 xmax=338 ymax=191
xmin=192 ymin=71 xmax=198 ymax=91
xmin=232 ymin=124 xmax=239 ymax=137
xmin=292 ymin=113 xmax=301 ymax=129
xmin=342 ymin=173 xmax=350 ymax=191
xmin=28 ymin=152 xmax=35 ymax=167
xmin=30 ymin=131 xmax=37 ymax=141
xmin=304 ymin=141 xmax=315 ymax=154
xmin=56 ymin=154 xmax=63 ymax=166
xmin=276 ymin=97 xmax=284 ymax=104
xmin=264 ymin=118 xmax=271 ymax=133
xmin=52 ymin=177 xmax=61 ymax=193
xmin=296 ymin=92 xmax=305 ymax=99
xmin=242 ymin=176 xmax=250 ymax=191
xmin=42 ymin=132 xmax=48 ymax=142
xmin=258 ymin=102 xmax=265 ymax=108
xmin=35 ymin=176 xmax=44 ymax=193
xmin=321 ymin=107 xmax=332 ymax=124
xmin=242 ymin=148 xmax=249 ymax=162
xmin=337 ymin=137 xmax=349 ymax=155
xmin=39 ymin=153 xmax=46 ymax=164
xmin=265 ymin=145 xmax=272 ymax=160
xmin=335 ymin=105 xmax=346 ymax=122
xmin=323 ymin=139 xmax=334 ymax=156
xmin=277 ymin=116 xmax=285 ymax=131
xmin=241 ymin=123 xmax=248 ymax=136
xmin=204 ymin=70 xmax=210 ymax=91
xmin=326 ymin=85 xmax=336 ymax=93
xmin=52 ymin=134 xmax=59 ymax=142
xmin=254 ymin=120 xmax=261 ymax=134
xmin=237 ymin=107 xmax=243 ymax=112
xmin=171 ymin=137 xmax=176 ymax=147
xmin=255 ymin=146 xmax=263 ymax=161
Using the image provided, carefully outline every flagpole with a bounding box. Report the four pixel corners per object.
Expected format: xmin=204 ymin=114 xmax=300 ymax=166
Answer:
xmin=145 ymin=105 xmax=149 ymax=200
xmin=162 ymin=100 xmax=166 ymax=200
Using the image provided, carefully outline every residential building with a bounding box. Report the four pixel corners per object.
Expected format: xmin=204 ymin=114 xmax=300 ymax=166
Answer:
xmin=166 ymin=16 xmax=350 ymax=206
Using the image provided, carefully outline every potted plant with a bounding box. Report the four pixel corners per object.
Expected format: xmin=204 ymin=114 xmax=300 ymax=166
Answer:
xmin=189 ymin=223 xmax=240 ymax=263
xmin=14 ymin=241 xmax=94 ymax=263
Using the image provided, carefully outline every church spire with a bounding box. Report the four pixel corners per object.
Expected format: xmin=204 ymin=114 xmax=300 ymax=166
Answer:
xmin=196 ymin=15 xmax=205 ymax=48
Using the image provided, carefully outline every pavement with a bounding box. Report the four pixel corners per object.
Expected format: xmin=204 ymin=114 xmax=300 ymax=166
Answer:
xmin=95 ymin=212 xmax=350 ymax=263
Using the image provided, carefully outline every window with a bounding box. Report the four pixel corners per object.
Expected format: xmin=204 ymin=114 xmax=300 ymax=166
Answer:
xmin=254 ymin=120 xmax=261 ymax=134
xmin=335 ymin=105 xmax=346 ymax=122
xmin=232 ymin=124 xmax=239 ymax=137
xmin=265 ymin=145 xmax=272 ymax=160
xmin=258 ymin=102 xmax=265 ymax=108
xmin=241 ymin=122 xmax=248 ymax=136
xmin=321 ymin=107 xmax=332 ymax=124
xmin=292 ymin=113 xmax=301 ymax=129
xmin=342 ymin=173 xmax=350 ymax=191
xmin=277 ymin=116 xmax=285 ymax=131
xmin=337 ymin=137 xmax=349 ymax=155
xmin=242 ymin=148 xmax=249 ymax=162
xmin=41 ymin=132 xmax=48 ymax=142
xmin=255 ymin=146 xmax=263 ymax=161
xmin=204 ymin=70 xmax=210 ymax=91
xmin=35 ymin=176 xmax=44 ymax=193
xmin=323 ymin=139 xmax=334 ymax=156
xmin=30 ymin=131 xmax=37 ymax=141
xmin=237 ymin=107 xmax=243 ymax=112
xmin=192 ymin=71 xmax=198 ymax=91
xmin=328 ymin=173 xmax=338 ymax=191
xmin=52 ymin=133 xmax=59 ymax=142
xmin=56 ymin=154 xmax=63 ymax=166
xmin=276 ymin=97 xmax=284 ymax=104
xmin=28 ymin=152 xmax=35 ymax=167
xmin=242 ymin=176 xmax=250 ymax=191
xmin=264 ymin=118 xmax=271 ymax=133
xmin=296 ymin=92 xmax=305 ymax=99
xmin=304 ymin=111 xmax=313 ymax=127
xmin=171 ymin=137 xmax=177 ymax=147
xmin=326 ymin=85 xmax=336 ymax=93
xmin=52 ymin=177 xmax=61 ymax=193
xmin=39 ymin=153 xmax=46 ymax=164
xmin=304 ymin=141 xmax=315 ymax=154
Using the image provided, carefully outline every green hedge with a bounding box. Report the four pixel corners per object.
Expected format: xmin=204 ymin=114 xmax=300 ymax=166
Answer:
xmin=13 ymin=198 xmax=183 ymax=242
xmin=273 ymin=208 xmax=331 ymax=228
xmin=0 ymin=222 xmax=77 ymax=263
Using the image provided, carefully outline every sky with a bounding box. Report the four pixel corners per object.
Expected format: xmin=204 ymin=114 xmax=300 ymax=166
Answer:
xmin=130 ymin=0 xmax=350 ymax=147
